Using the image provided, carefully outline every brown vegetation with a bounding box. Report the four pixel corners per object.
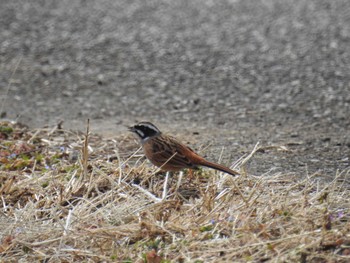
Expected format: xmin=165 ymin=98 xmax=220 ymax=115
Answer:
xmin=0 ymin=121 xmax=349 ymax=262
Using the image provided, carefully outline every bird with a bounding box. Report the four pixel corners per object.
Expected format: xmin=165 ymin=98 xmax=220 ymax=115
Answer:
xmin=129 ymin=122 xmax=240 ymax=176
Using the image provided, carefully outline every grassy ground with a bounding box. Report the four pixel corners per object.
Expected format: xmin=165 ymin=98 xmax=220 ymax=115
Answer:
xmin=0 ymin=121 xmax=349 ymax=262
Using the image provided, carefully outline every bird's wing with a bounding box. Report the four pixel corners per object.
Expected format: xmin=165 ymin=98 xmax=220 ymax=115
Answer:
xmin=147 ymin=135 xmax=197 ymax=169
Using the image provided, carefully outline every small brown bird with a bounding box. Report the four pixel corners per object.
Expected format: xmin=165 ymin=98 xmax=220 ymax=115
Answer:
xmin=129 ymin=122 xmax=240 ymax=176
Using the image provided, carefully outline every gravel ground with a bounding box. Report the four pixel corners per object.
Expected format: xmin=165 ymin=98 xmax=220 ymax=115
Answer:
xmin=1 ymin=0 xmax=349 ymax=176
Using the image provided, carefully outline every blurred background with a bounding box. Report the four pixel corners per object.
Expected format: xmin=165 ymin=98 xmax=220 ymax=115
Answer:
xmin=1 ymin=0 xmax=349 ymax=174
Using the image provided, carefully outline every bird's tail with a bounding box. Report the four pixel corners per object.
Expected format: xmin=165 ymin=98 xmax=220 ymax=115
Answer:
xmin=198 ymin=159 xmax=240 ymax=176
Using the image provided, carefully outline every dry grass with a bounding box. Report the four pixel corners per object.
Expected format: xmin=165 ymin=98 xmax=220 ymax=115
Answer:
xmin=0 ymin=121 xmax=349 ymax=262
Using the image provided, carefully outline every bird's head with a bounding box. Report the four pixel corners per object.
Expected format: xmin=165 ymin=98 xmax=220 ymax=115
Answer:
xmin=128 ymin=121 xmax=161 ymax=141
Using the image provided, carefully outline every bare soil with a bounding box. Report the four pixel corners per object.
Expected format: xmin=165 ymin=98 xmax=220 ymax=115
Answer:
xmin=1 ymin=0 xmax=349 ymax=176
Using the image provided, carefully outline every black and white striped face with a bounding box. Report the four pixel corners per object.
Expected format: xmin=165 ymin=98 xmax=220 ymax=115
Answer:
xmin=129 ymin=122 xmax=161 ymax=140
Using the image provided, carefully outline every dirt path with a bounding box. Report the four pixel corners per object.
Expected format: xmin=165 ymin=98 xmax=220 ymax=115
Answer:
xmin=1 ymin=0 xmax=349 ymax=176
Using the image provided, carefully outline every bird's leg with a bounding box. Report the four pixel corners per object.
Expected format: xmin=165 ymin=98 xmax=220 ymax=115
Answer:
xmin=187 ymin=169 xmax=195 ymax=181
xmin=161 ymin=171 xmax=170 ymax=200
xmin=175 ymin=171 xmax=184 ymax=192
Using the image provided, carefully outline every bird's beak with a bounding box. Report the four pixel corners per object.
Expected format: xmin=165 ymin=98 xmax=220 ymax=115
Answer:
xmin=128 ymin=126 xmax=135 ymax=132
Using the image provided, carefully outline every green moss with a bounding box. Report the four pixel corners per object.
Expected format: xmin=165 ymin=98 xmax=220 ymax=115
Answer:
xmin=0 ymin=125 xmax=13 ymax=135
xmin=199 ymin=225 xmax=213 ymax=232
xmin=110 ymin=254 xmax=117 ymax=261
xmin=145 ymin=239 xmax=161 ymax=250
xmin=20 ymin=154 xmax=31 ymax=161
xmin=35 ymin=153 xmax=44 ymax=162
xmin=63 ymin=164 xmax=80 ymax=173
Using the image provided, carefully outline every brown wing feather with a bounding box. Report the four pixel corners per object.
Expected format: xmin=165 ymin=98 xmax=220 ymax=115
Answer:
xmin=143 ymin=134 xmax=240 ymax=176
xmin=143 ymin=135 xmax=198 ymax=171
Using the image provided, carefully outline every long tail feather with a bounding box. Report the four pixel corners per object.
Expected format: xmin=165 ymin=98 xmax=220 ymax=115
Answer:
xmin=198 ymin=159 xmax=240 ymax=176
